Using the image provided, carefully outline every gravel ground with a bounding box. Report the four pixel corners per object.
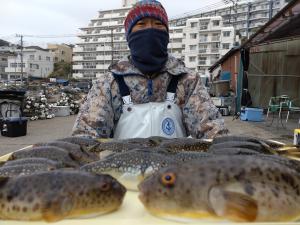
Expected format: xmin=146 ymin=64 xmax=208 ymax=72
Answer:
xmin=0 ymin=114 xmax=298 ymax=157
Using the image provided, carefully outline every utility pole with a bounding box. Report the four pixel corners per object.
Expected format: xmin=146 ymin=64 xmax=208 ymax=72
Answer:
xmin=269 ymin=0 xmax=274 ymax=20
xmin=16 ymin=34 xmax=24 ymax=83
xmin=110 ymin=28 xmax=114 ymax=65
xmin=223 ymin=0 xmax=240 ymax=46
xmin=246 ymin=2 xmax=251 ymax=39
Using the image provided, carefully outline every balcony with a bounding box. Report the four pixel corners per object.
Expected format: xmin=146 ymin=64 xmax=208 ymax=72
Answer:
xmin=97 ymin=46 xmax=112 ymax=52
xmin=73 ymin=65 xmax=84 ymax=70
xmin=98 ymin=37 xmax=111 ymax=42
xmin=96 ymin=55 xmax=112 ymax=61
xmin=169 ymin=42 xmax=183 ymax=49
xmin=210 ymin=48 xmax=219 ymax=53
xmin=170 ymin=33 xmax=183 ymax=39
xmin=72 ymin=73 xmax=84 ymax=79
xmin=102 ymin=21 xmax=119 ymax=26
xmin=199 ymin=49 xmax=207 ymax=53
xmin=199 ymin=39 xmax=208 ymax=43
xmin=73 ymin=56 xmax=83 ymax=61
xmin=5 ymin=68 xmax=23 ymax=73
xmin=199 ymin=26 xmax=208 ymax=30
xmin=211 ymin=37 xmax=220 ymax=42
xmin=96 ymin=64 xmax=111 ymax=70
xmin=198 ymin=60 xmax=207 ymax=65
xmin=73 ymin=47 xmax=84 ymax=53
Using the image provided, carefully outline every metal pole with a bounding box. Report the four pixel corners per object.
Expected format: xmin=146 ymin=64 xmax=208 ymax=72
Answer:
xmin=269 ymin=0 xmax=274 ymax=20
xmin=20 ymin=35 xmax=24 ymax=83
xmin=110 ymin=28 xmax=114 ymax=65
xmin=246 ymin=2 xmax=251 ymax=39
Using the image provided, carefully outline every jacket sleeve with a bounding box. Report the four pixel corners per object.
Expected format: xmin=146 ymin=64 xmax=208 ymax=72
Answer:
xmin=182 ymin=74 xmax=229 ymax=139
xmin=71 ymin=77 xmax=115 ymax=138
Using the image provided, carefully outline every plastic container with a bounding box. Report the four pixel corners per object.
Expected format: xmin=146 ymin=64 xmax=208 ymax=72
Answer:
xmin=1 ymin=117 xmax=28 ymax=137
xmin=240 ymin=107 xmax=263 ymax=122
xmin=51 ymin=106 xmax=70 ymax=117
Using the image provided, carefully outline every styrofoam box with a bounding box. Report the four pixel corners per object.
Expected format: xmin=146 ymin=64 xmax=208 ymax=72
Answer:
xmin=51 ymin=106 xmax=70 ymax=117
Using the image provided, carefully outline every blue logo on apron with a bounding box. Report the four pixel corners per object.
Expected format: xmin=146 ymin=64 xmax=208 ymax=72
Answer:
xmin=162 ymin=117 xmax=175 ymax=135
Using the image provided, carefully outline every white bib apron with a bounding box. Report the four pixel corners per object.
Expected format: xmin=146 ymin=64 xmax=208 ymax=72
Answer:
xmin=113 ymin=75 xmax=186 ymax=139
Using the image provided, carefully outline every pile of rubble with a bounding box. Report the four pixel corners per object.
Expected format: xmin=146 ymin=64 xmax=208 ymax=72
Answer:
xmin=23 ymin=86 xmax=86 ymax=121
xmin=23 ymin=95 xmax=55 ymax=121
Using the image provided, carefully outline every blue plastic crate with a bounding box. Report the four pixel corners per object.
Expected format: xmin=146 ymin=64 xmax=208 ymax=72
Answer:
xmin=240 ymin=107 xmax=263 ymax=122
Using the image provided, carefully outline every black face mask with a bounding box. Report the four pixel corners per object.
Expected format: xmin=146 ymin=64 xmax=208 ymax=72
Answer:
xmin=128 ymin=28 xmax=169 ymax=74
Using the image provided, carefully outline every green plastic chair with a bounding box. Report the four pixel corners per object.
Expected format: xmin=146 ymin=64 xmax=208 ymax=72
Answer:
xmin=266 ymin=95 xmax=290 ymax=127
xmin=286 ymin=98 xmax=300 ymax=123
xmin=266 ymin=95 xmax=289 ymax=118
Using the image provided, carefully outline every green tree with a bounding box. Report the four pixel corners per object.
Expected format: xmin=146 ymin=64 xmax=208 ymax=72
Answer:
xmin=49 ymin=62 xmax=72 ymax=79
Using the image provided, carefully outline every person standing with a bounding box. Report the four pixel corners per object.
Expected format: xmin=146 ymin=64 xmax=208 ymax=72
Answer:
xmin=72 ymin=0 xmax=228 ymax=139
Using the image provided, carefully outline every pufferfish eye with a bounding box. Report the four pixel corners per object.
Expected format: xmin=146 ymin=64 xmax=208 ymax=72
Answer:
xmin=100 ymin=182 xmax=111 ymax=191
xmin=160 ymin=172 xmax=176 ymax=187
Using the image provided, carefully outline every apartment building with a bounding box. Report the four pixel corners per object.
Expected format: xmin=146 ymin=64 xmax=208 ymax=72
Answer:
xmin=72 ymin=0 xmax=138 ymax=79
xmin=47 ymin=44 xmax=73 ymax=63
xmin=5 ymin=46 xmax=54 ymax=80
xmin=183 ymin=17 xmax=234 ymax=76
xmin=0 ymin=40 xmax=18 ymax=80
xmin=170 ymin=0 xmax=287 ymax=38
xmin=73 ymin=0 xmax=286 ymax=80
xmin=169 ymin=26 xmax=185 ymax=60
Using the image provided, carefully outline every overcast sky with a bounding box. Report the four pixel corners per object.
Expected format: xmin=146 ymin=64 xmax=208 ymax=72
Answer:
xmin=0 ymin=0 xmax=225 ymax=47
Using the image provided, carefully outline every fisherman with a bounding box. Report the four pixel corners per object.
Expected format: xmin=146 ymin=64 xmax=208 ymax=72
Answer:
xmin=72 ymin=0 xmax=228 ymax=139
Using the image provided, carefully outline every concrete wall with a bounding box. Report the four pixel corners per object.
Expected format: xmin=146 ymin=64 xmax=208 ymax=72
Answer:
xmin=248 ymin=37 xmax=300 ymax=108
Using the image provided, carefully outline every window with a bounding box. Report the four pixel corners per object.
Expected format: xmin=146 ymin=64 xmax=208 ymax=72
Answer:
xmin=199 ymin=44 xmax=207 ymax=53
xmin=189 ymin=56 xmax=196 ymax=62
xmin=189 ymin=45 xmax=197 ymax=51
xmin=199 ymin=57 xmax=206 ymax=65
xmin=199 ymin=35 xmax=208 ymax=42
xmin=212 ymin=20 xmax=220 ymax=26
xmin=29 ymin=55 xmax=34 ymax=60
xmin=199 ymin=21 xmax=209 ymax=30
xmin=39 ymin=56 xmax=42 ymax=60
xmin=223 ymin=31 xmax=231 ymax=37
xmin=223 ymin=43 xmax=230 ymax=49
xmin=190 ymin=22 xmax=198 ymax=28
xmin=190 ymin=33 xmax=197 ymax=39
xmin=211 ymin=33 xmax=220 ymax=41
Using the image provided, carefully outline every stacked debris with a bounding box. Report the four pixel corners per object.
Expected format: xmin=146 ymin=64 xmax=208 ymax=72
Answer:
xmin=52 ymin=92 xmax=80 ymax=115
xmin=23 ymin=95 xmax=55 ymax=121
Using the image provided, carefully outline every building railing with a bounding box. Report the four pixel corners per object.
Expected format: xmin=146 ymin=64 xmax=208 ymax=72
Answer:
xmin=211 ymin=37 xmax=220 ymax=42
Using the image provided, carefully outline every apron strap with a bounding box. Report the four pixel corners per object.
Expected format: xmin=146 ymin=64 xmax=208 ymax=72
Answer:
xmin=166 ymin=75 xmax=182 ymax=102
xmin=113 ymin=74 xmax=130 ymax=97
xmin=167 ymin=75 xmax=181 ymax=94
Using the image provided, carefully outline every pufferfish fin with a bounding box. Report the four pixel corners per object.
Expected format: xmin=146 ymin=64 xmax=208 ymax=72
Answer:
xmin=209 ymin=186 xmax=258 ymax=222
xmin=41 ymin=194 xmax=74 ymax=222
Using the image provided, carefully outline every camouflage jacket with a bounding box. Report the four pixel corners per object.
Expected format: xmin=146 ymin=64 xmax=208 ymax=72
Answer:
xmin=72 ymin=55 xmax=228 ymax=139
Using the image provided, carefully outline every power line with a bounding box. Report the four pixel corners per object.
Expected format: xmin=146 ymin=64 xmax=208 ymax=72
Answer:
xmin=170 ymin=1 xmax=227 ymax=20
xmin=16 ymin=34 xmax=78 ymax=38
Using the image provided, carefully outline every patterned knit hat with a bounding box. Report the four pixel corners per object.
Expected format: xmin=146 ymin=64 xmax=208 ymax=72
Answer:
xmin=124 ymin=0 xmax=169 ymax=39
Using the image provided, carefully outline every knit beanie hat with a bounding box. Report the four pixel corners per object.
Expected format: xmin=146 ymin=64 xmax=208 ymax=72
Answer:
xmin=124 ymin=0 xmax=169 ymax=39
